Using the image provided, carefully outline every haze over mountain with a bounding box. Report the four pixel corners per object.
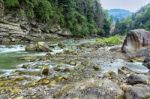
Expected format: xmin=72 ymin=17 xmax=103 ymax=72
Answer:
xmin=108 ymin=9 xmax=132 ymax=22
xmin=101 ymin=0 xmax=150 ymax=12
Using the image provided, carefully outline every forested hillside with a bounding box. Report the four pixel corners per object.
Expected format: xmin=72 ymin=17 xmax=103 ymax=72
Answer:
xmin=3 ymin=0 xmax=110 ymax=36
xmin=114 ymin=3 xmax=150 ymax=35
xmin=132 ymin=3 xmax=150 ymax=31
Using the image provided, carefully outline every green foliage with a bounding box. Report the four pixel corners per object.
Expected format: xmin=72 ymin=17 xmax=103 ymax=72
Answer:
xmin=114 ymin=3 xmax=150 ymax=35
xmin=96 ymin=35 xmax=121 ymax=45
xmin=35 ymin=0 xmax=53 ymax=22
xmin=101 ymin=10 xmax=112 ymax=36
xmin=3 ymin=0 xmax=111 ymax=37
xmin=114 ymin=16 xmax=132 ymax=35
xmin=4 ymin=0 xmax=19 ymax=8
xmin=133 ymin=3 xmax=150 ymax=31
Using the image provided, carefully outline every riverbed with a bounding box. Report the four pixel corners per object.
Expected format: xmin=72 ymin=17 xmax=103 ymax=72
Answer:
xmin=0 ymin=39 xmax=149 ymax=98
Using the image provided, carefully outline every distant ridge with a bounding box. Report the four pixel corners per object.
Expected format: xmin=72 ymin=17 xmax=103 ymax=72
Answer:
xmin=108 ymin=9 xmax=132 ymax=22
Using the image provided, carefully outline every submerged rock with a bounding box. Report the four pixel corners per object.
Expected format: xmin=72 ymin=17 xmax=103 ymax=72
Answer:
xmin=122 ymin=29 xmax=150 ymax=53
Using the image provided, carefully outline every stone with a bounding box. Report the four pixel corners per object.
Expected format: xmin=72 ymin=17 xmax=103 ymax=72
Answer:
xmin=0 ymin=21 xmax=25 ymax=44
xmin=42 ymin=67 xmax=49 ymax=76
xmin=58 ymin=42 xmax=66 ymax=48
xmin=25 ymin=44 xmax=37 ymax=51
xmin=50 ymin=25 xmax=61 ymax=33
xmin=56 ymin=29 xmax=72 ymax=37
xmin=36 ymin=42 xmax=51 ymax=52
xmin=125 ymin=84 xmax=150 ymax=99
xmin=25 ymin=42 xmax=52 ymax=52
xmin=122 ymin=29 xmax=150 ymax=53
xmin=93 ymin=65 xmax=100 ymax=71
xmin=53 ymin=78 xmax=124 ymax=99
xmin=1 ymin=38 xmax=10 ymax=44
xmin=126 ymin=74 xmax=149 ymax=85
xmin=143 ymin=56 xmax=150 ymax=69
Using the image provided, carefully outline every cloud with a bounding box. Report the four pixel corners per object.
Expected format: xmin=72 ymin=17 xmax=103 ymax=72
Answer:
xmin=101 ymin=0 xmax=150 ymax=12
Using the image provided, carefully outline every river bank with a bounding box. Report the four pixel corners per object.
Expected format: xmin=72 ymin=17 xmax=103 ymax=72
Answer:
xmin=0 ymin=38 xmax=149 ymax=99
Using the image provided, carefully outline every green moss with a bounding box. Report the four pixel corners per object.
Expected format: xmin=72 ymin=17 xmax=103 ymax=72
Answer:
xmin=96 ymin=35 xmax=122 ymax=45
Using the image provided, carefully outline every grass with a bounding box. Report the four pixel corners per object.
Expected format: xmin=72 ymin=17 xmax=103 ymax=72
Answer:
xmin=96 ymin=35 xmax=122 ymax=45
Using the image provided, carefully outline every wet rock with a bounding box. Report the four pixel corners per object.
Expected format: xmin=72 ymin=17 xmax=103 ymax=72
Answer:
xmin=125 ymin=84 xmax=150 ymax=99
xmin=143 ymin=56 xmax=150 ymax=69
xmin=42 ymin=67 xmax=49 ymax=76
xmin=14 ymin=96 xmax=24 ymax=99
xmin=104 ymin=71 xmax=117 ymax=79
xmin=126 ymin=74 xmax=149 ymax=85
xmin=122 ymin=29 xmax=150 ymax=53
xmin=54 ymin=67 xmax=72 ymax=72
xmin=25 ymin=44 xmax=37 ymax=51
xmin=25 ymin=42 xmax=52 ymax=52
xmin=36 ymin=42 xmax=51 ymax=52
xmin=58 ymin=42 xmax=66 ymax=48
xmin=0 ymin=94 xmax=8 ymax=99
xmin=38 ymin=78 xmax=50 ymax=85
xmin=53 ymin=78 xmax=124 ymax=99
xmin=93 ymin=65 xmax=100 ymax=71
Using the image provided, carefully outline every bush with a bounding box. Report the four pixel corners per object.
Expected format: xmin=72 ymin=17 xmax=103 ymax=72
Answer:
xmin=4 ymin=0 xmax=19 ymax=8
xmin=96 ymin=35 xmax=121 ymax=45
xmin=34 ymin=0 xmax=53 ymax=22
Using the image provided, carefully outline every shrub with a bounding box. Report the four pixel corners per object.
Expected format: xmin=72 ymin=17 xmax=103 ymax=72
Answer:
xmin=4 ymin=0 xmax=19 ymax=8
xmin=96 ymin=35 xmax=121 ymax=45
xmin=34 ymin=0 xmax=53 ymax=22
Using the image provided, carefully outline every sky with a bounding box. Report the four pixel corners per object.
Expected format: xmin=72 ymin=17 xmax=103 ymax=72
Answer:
xmin=101 ymin=0 xmax=150 ymax=12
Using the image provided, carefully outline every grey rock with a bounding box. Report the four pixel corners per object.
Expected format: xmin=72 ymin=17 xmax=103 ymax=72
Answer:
xmin=143 ymin=56 xmax=150 ymax=69
xmin=26 ymin=42 xmax=52 ymax=52
xmin=53 ymin=78 xmax=124 ymax=99
xmin=126 ymin=74 xmax=149 ymax=85
xmin=122 ymin=29 xmax=150 ymax=53
xmin=125 ymin=84 xmax=150 ymax=99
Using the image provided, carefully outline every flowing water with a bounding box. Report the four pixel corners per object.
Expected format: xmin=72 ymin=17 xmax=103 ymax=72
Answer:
xmin=0 ymin=45 xmax=26 ymax=73
xmin=0 ymin=39 xmax=149 ymax=75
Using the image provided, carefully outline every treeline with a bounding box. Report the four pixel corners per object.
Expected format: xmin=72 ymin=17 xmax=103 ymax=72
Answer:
xmin=3 ymin=0 xmax=111 ymax=37
xmin=114 ymin=3 xmax=150 ymax=35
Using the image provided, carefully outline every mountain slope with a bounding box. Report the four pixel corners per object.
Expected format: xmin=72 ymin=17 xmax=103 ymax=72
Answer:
xmin=132 ymin=3 xmax=150 ymax=30
xmin=1 ymin=0 xmax=110 ymax=37
xmin=108 ymin=9 xmax=132 ymax=22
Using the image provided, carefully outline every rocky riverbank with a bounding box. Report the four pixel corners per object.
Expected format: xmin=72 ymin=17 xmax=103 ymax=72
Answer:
xmin=0 ymin=39 xmax=149 ymax=99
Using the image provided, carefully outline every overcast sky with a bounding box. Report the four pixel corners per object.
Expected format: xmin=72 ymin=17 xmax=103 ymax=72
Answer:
xmin=101 ymin=0 xmax=150 ymax=12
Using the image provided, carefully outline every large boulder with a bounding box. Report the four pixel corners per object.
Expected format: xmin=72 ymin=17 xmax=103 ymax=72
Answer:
xmin=122 ymin=29 xmax=150 ymax=53
xmin=124 ymin=84 xmax=150 ymax=99
xmin=126 ymin=74 xmax=149 ymax=85
xmin=0 ymin=0 xmax=4 ymax=17
xmin=53 ymin=78 xmax=124 ymax=99
xmin=25 ymin=42 xmax=52 ymax=52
